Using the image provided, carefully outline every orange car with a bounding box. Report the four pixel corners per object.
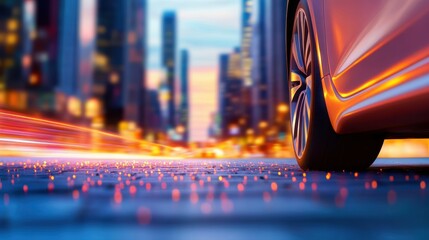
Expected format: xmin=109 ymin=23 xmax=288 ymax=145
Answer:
xmin=286 ymin=0 xmax=429 ymax=170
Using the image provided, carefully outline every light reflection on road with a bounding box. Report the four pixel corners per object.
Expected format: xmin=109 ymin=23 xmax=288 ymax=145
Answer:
xmin=0 ymin=158 xmax=428 ymax=239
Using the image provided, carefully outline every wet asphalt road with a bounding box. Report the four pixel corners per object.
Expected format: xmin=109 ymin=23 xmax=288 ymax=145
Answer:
xmin=0 ymin=157 xmax=429 ymax=240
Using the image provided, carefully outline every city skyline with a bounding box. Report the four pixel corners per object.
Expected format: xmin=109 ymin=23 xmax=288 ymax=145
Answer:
xmin=0 ymin=0 xmax=285 ymax=145
xmin=0 ymin=0 xmax=241 ymax=143
xmin=147 ymin=0 xmax=241 ymax=141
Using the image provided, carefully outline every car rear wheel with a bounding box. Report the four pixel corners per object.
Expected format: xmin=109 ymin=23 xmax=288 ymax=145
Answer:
xmin=289 ymin=2 xmax=384 ymax=171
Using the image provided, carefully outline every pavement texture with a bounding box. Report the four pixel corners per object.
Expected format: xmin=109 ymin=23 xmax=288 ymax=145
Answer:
xmin=0 ymin=158 xmax=429 ymax=240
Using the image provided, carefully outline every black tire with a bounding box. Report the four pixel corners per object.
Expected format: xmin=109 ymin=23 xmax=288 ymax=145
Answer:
xmin=288 ymin=1 xmax=384 ymax=171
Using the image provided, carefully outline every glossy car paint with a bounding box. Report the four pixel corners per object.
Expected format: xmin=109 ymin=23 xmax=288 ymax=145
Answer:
xmin=288 ymin=0 xmax=429 ymax=137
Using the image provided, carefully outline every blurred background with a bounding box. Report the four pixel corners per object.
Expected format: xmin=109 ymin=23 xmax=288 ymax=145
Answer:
xmin=0 ymin=0 xmax=428 ymax=158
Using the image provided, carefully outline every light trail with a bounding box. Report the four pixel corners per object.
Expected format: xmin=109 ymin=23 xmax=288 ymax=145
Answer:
xmin=0 ymin=110 xmax=181 ymax=159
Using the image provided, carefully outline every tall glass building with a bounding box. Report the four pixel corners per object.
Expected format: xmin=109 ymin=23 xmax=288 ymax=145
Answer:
xmin=57 ymin=0 xmax=147 ymax=133
xmin=241 ymin=0 xmax=254 ymax=87
xmin=240 ymin=0 xmax=255 ymax=132
xmin=161 ymin=11 xmax=177 ymax=131
xmin=57 ymin=0 xmax=80 ymax=117
xmin=95 ymin=0 xmax=147 ymax=132
xmin=250 ymin=0 xmax=269 ymax=133
xmin=265 ymin=0 xmax=288 ymax=138
xmin=0 ymin=0 xmax=30 ymax=111
xmin=219 ymin=49 xmax=244 ymax=139
xmin=246 ymin=0 xmax=288 ymax=138
xmin=27 ymin=0 xmax=59 ymax=114
xmin=179 ymin=49 xmax=189 ymax=143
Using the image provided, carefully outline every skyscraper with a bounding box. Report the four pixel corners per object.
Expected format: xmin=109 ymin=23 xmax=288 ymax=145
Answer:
xmin=122 ymin=0 xmax=146 ymax=134
xmin=241 ymin=0 xmax=253 ymax=87
xmin=178 ymin=49 xmax=189 ymax=142
xmin=77 ymin=0 xmax=97 ymax=122
xmin=28 ymin=0 xmax=60 ymax=114
xmin=56 ymin=0 xmax=147 ymax=133
xmin=95 ymin=0 xmax=147 ymax=132
xmin=32 ymin=0 xmax=59 ymax=88
xmin=250 ymin=0 xmax=269 ymax=133
xmin=265 ymin=0 xmax=288 ymax=138
xmin=95 ymin=0 xmax=125 ymax=129
xmin=56 ymin=0 xmax=81 ymax=117
xmin=237 ymin=0 xmax=288 ymax=140
xmin=0 ymin=0 xmax=29 ymax=111
xmin=219 ymin=48 xmax=244 ymax=139
xmin=240 ymin=0 xmax=255 ymax=133
xmin=56 ymin=0 xmax=100 ymax=125
xmin=218 ymin=54 xmax=229 ymax=136
xmin=161 ymin=11 xmax=177 ymax=131
xmin=145 ymin=89 xmax=162 ymax=141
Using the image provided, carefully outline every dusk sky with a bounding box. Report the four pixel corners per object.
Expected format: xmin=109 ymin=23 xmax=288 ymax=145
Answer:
xmin=147 ymin=0 xmax=241 ymax=141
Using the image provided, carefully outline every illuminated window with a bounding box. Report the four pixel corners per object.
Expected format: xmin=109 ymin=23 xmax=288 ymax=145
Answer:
xmin=6 ymin=33 xmax=18 ymax=46
xmin=85 ymin=98 xmax=102 ymax=119
xmin=67 ymin=97 xmax=82 ymax=117
xmin=110 ymin=72 xmax=120 ymax=84
xmin=7 ymin=19 xmax=19 ymax=31
xmin=29 ymin=73 xmax=39 ymax=85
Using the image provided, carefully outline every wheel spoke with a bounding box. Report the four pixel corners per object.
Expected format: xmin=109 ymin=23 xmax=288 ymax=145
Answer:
xmin=305 ymin=76 xmax=312 ymax=116
xmin=299 ymin=102 xmax=305 ymax=153
xmin=299 ymin=12 xmax=306 ymax=59
xmin=305 ymin=37 xmax=312 ymax=74
xmin=297 ymin=115 xmax=303 ymax=154
xmin=289 ymin=9 xmax=313 ymax=158
xmin=302 ymin=95 xmax=309 ymax=141
xmin=292 ymin=92 xmax=304 ymax=139
xmin=292 ymin=35 xmax=305 ymax=74
xmin=304 ymin=91 xmax=311 ymax=122
xmin=295 ymin=92 xmax=306 ymax=153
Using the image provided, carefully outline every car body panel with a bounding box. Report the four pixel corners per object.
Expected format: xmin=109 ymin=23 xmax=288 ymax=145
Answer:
xmin=287 ymin=0 xmax=429 ymax=136
xmin=322 ymin=68 xmax=429 ymax=135
xmin=324 ymin=0 xmax=429 ymax=98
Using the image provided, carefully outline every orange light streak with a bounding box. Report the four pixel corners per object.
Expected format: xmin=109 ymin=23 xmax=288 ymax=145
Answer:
xmin=0 ymin=110 xmax=181 ymax=159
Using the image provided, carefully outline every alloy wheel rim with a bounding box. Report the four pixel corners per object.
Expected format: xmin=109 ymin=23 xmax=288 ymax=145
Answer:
xmin=290 ymin=9 xmax=313 ymax=158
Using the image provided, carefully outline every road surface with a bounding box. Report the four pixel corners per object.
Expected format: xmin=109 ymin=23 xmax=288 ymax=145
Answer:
xmin=0 ymin=158 xmax=428 ymax=240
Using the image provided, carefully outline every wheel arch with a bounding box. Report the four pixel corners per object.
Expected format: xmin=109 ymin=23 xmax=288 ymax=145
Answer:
xmin=286 ymin=0 xmax=300 ymax=90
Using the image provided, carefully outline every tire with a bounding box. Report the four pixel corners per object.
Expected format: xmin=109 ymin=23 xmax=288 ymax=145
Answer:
xmin=288 ymin=1 xmax=384 ymax=171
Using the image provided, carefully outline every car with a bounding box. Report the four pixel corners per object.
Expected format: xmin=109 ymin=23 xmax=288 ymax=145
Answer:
xmin=286 ymin=0 xmax=429 ymax=170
